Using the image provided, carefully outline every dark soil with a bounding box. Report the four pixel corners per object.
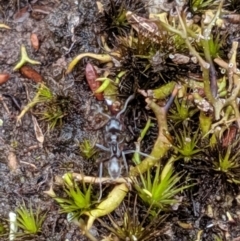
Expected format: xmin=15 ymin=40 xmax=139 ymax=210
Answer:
xmin=0 ymin=0 xmax=240 ymax=241
xmin=0 ymin=1 xmax=101 ymax=240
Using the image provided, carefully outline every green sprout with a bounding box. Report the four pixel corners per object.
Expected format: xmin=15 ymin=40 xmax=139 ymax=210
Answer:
xmin=133 ymin=118 xmax=152 ymax=165
xmin=54 ymin=173 xmax=94 ymax=220
xmin=79 ymin=139 xmax=97 ymax=160
xmin=38 ymin=95 xmax=70 ymax=130
xmin=189 ymin=0 xmax=221 ymax=12
xmin=13 ymin=45 xmax=41 ymax=71
xmin=208 ymin=34 xmax=223 ymax=58
xmin=112 ymin=7 xmax=128 ymax=28
xmin=103 ymin=1 xmax=132 ymax=36
xmin=35 ymin=84 xmax=54 ymax=103
xmin=211 ymin=141 xmax=240 ymax=184
xmin=0 ymin=220 xmax=7 ymax=235
xmin=17 ymin=83 xmax=54 ymax=122
xmin=17 ymin=83 xmax=70 ymax=129
xmin=172 ymin=126 xmax=202 ymax=162
xmin=169 ymin=97 xmax=199 ymax=125
xmin=134 ymin=161 xmax=192 ymax=210
xmin=95 ymin=77 xmax=112 ymax=93
xmin=97 ymin=197 xmax=165 ymax=241
xmin=95 ymin=71 xmax=127 ymax=95
xmin=170 ymin=33 xmax=188 ymax=52
xmin=10 ymin=140 xmax=19 ymax=149
xmin=214 ymin=234 xmax=223 ymax=241
xmin=39 ymin=105 xmax=65 ymax=130
xmin=15 ymin=203 xmax=46 ymax=235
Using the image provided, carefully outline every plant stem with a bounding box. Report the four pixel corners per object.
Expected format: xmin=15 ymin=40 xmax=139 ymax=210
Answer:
xmin=13 ymin=45 xmax=41 ymax=71
xmin=72 ymin=173 xmax=132 ymax=184
xmin=201 ymin=39 xmax=217 ymax=97
xmin=133 ymin=118 xmax=152 ymax=164
xmin=201 ymin=0 xmax=224 ymax=97
xmin=76 ymin=219 xmax=98 ymax=241
xmin=16 ymin=83 xmax=46 ymax=122
xmin=66 ymin=52 xmax=121 ymax=74
xmin=150 ymin=81 xmax=176 ymax=99
xmin=130 ymin=85 xmax=179 ymax=176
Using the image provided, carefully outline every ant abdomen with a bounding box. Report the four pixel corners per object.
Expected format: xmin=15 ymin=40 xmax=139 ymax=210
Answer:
xmin=108 ymin=156 xmax=122 ymax=179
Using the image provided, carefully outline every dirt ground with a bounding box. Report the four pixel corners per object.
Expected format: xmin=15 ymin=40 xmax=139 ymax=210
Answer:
xmin=0 ymin=0 xmax=101 ymax=240
xmin=1 ymin=0 xmax=240 ymax=241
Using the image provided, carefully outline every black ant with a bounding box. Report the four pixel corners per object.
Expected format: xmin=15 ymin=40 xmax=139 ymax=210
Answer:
xmin=95 ymin=94 xmax=136 ymax=200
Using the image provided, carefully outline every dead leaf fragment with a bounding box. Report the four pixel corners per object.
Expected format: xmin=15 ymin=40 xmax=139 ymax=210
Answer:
xmin=169 ymin=53 xmax=190 ymax=64
xmin=85 ymin=62 xmax=104 ymax=100
xmin=96 ymin=1 xmax=104 ymax=13
xmin=222 ymin=14 xmax=240 ymax=24
xmin=30 ymin=33 xmax=40 ymax=50
xmin=43 ymin=184 xmax=56 ymax=198
xmin=7 ymin=152 xmax=19 ymax=171
xmin=13 ymin=6 xmax=30 ymax=22
xmin=235 ymin=194 xmax=240 ymax=205
xmin=32 ymin=115 xmax=44 ymax=143
xmin=31 ymin=5 xmax=52 ymax=15
xmin=20 ymin=66 xmax=43 ymax=83
xmin=222 ymin=125 xmax=237 ymax=147
xmin=195 ymin=230 xmax=203 ymax=241
xmin=0 ymin=23 xmax=11 ymax=29
xmin=0 ymin=73 xmax=10 ymax=85
xmin=177 ymin=221 xmax=193 ymax=229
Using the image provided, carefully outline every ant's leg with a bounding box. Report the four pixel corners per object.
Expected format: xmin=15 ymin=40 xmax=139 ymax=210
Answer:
xmin=123 ymin=150 xmax=156 ymax=159
xmin=96 ymin=157 xmax=109 ymax=201
xmin=95 ymin=143 xmax=110 ymax=152
xmin=98 ymin=161 xmax=103 ymax=202
xmin=121 ymin=151 xmax=129 ymax=175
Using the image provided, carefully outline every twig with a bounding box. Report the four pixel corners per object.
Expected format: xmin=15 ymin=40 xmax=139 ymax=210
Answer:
xmin=0 ymin=94 xmax=11 ymax=115
xmin=76 ymin=219 xmax=98 ymax=241
xmin=19 ymin=161 xmax=37 ymax=169
xmin=72 ymin=173 xmax=132 ymax=184
xmin=130 ymin=84 xmax=180 ymax=176
xmin=214 ymin=58 xmax=240 ymax=75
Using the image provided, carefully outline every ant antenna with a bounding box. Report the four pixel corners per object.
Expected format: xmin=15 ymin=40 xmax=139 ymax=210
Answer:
xmin=116 ymin=93 xmax=135 ymax=119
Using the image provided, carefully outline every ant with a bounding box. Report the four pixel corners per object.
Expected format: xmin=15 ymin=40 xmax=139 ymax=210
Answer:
xmin=95 ymin=94 xmax=135 ymax=200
